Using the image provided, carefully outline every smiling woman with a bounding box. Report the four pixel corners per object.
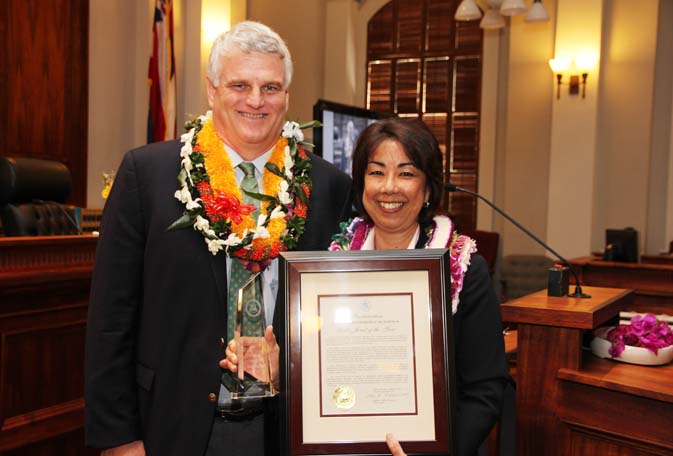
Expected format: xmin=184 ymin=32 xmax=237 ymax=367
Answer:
xmin=362 ymin=139 xmax=429 ymax=249
xmin=349 ymin=118 xmax=443 ymax=237
xmin=329 ymin=117 xmax=510 ymax=456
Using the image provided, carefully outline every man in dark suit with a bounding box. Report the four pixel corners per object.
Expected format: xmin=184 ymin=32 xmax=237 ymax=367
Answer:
xmin=85 ymin=21 xmax=352 ymax=456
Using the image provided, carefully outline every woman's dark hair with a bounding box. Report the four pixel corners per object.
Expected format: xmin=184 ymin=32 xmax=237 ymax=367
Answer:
xmin=351 ymin=117 xmax=444 ymax=225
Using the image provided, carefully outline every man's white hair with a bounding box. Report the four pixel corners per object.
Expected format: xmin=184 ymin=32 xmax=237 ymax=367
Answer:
xmin=207 ymin=21 xmax=293 ymax=89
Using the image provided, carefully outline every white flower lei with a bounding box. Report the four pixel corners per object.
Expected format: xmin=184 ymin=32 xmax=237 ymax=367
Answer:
xmin=169 ymin=111 xmax=314 ymax=266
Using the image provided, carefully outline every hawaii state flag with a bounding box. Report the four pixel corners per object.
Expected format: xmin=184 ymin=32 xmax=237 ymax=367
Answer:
xmin=147 ymin=0 xmax=176 ymax=143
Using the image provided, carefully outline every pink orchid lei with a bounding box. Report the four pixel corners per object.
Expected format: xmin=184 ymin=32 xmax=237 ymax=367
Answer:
xmin=329 ymin=215 xmax=477 ymax=314
xmin=605 ymin=313 xmax=673 ymax=357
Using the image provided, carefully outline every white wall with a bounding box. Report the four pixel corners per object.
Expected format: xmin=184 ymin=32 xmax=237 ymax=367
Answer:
xmin=545 ymin=0 xmax=603 ymax=259
xmin=86 ymin=0 xmax=673 ymax=256
xmin=592 ymin=0 xmax=658 ymax=255
xmin=647 ymin=0 xmax=673 ymax=253
xmin=476 ymin=28 xmax=502 ymax=233
xmin=88 ymin=0 xmax=153 ymax=209
xmin=247 ymin=0 xmax=326 ymax=128
xmin=88 ymin=0 xmax=233 ymax=209
xmin=352 ymin=0 xmax=389 ymax=107
xmin=323 ymin=0 xmax=358 ymax=106
xmin=500 ymin=11 xmax=556 ymax=256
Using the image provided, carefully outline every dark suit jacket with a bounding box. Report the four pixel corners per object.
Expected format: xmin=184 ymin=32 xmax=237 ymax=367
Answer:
xmin=416 ymin=228 xmax=509 ymax=456
xmin=85 ymin=140 xmax=352 ymax=455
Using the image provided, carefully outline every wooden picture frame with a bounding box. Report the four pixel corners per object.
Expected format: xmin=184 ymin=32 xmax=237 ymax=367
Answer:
xmin=277 ymin=249 xmax=455 ymax=456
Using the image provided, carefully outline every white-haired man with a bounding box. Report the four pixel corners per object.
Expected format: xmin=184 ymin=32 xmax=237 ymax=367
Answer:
xmin=85 ymin=21 xmax=352 ymax=456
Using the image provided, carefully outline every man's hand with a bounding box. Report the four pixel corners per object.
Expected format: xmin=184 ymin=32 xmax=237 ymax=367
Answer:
xmin=386 ymin=433 xmax=407 ymax=456
xmin=101 ymin=440 xmax=146 ymax=456
xmin=220 ymin=325 xmax=280 ymax=389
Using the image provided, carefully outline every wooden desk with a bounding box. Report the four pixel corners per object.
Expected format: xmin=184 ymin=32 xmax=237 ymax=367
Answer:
xmin=640 ymin=253 xmax=673 ymax=265
xmin=0 ymin=235 xmax=97 ymax=455
xmin=570 ymin=256 xmax=673 ymax=315
xmin=557 ymin=353 xmax=673 ymax=454
xmin=501 ymin=287 xmax=636 ymax=456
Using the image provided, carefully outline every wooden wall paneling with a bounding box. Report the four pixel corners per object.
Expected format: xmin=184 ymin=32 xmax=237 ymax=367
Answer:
xmin=367 ymin=2 xmax=395 ymax=55
xmin=640 ymin=254 xmax=673 ymax=266
xmin=570 ymin=257 xmax=673 ymax=315
xmin=515 ymin=324 xmax=581 ymax=456
xmin=0 ymin=236 xmax=96 ymax=453
xmin=558 ymin=381 xmax=673 ymax=455
xmin=2 ymin=427 xmax=99 ymax=456
xmin=2 ymin=319 xmax=87 ymax=418
xmin=0 ymin=235 xmax=96 ymax=282
xmin=0 ymin=285 xmax=91 ymax=452
xmin=568 ymin=429 xmax=671 ymax=456
xmin=394 ymin=59 xmax=421 ymax=114
xmin=574 ymin=260 xmax=673 ymax=294
xmin=367 ymin=60 xmax=394 ymax=113
xmin=452 ymin=56 xmax=481 ymax=113
xmin=0 ymin=1 xmax=7 ymax=143
xmin=366 ymin=0 xmax=482 ymax=230
xmin=425 ymin=0 xmax=454 ymax=51
xmin=422 ymin=113 xmax=449 ymax=154
xmin=499 ymin=288 xmax=673 ymax=455
xmin=449 ymin=55 xmax=480 ymax=229
xmin=446 ymin=173 xmax=477 ymax=230
xmin=423 ymin=57 xmax=451 ymax=113
xmin=0 ymin=399 xmax=86 ymax=453
xmin=396 ymin=0 xmax=424 ymax=53
xmin=454 ymin=17 xmax=482 ymax=51
xmin=62 ymin=0 xmax=89 ymax=207
xmin=451 ymin=114 xmax=479 ymax=172
xmin=0 ymin=0 xmax=88 ymax=207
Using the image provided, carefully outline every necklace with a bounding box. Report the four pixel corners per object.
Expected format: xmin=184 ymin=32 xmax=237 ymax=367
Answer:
xmin=170 ymin=111 xmax=313 ymax=271
xmin=329 ymin=216 xmax=476 ymax=313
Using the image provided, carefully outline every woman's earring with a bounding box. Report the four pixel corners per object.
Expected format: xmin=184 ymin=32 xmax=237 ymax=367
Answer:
xmin=423 ymin=201 xmax=430 ymax=209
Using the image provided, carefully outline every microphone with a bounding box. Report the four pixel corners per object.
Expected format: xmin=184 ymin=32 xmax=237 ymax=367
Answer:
xmin=445 ymin=184 xmax=591 ymax=299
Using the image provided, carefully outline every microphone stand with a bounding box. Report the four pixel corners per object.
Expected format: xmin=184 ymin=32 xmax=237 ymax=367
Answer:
xmin=446 ymin=184 xmax=591 ymax=299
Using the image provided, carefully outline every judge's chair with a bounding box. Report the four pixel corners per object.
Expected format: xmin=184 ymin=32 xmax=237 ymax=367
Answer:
xmin=0 ymin=156 xmax=79 ymax=236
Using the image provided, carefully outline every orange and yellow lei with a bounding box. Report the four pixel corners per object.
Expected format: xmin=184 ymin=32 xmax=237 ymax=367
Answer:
xmin=170 ymin=112 xmax=312 ymax=271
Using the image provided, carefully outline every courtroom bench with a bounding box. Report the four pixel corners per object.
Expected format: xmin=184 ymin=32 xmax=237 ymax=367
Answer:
xmin=570 ymin=256 xmax=673 ymax=315
xmin=0 ymin=235 xmax=98 ymax=455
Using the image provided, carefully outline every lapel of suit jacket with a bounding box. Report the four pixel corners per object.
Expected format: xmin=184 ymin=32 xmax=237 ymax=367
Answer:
xmin=207 ymin=251 xmax=228 ymax=326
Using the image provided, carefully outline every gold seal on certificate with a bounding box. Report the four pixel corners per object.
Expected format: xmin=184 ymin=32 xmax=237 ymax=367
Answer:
xmin=333 ymin=386 xmax=356 ymax=410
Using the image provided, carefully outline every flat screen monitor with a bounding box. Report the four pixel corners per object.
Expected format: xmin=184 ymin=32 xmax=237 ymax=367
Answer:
xmin=603 ymin=227 xmax=639 ymax=262
xmin=312 ymin=99 xmax=392 ymax=176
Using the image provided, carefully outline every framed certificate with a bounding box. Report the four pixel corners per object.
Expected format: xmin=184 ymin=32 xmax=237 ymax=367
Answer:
xmin=277 ymin=249 xmax=455 ymax=456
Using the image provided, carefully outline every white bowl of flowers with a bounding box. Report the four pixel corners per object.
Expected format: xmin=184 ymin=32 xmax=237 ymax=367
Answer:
xmin=591 ymin=313 xmax=673 ymax=366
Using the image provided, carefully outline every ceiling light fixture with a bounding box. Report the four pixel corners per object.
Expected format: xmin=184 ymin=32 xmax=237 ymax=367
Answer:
xmin=455 ymin=0 xmax=550 ymax=28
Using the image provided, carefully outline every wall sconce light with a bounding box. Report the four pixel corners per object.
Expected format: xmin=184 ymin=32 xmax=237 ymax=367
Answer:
xmin=549 ymin=57 xmax=569 ymax=99
xmin=548 ymin=53 xmax=597 ymax=99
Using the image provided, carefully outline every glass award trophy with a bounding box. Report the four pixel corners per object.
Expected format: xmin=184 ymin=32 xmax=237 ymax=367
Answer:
xmin=227 ymin=272 xmax=277 ymax=400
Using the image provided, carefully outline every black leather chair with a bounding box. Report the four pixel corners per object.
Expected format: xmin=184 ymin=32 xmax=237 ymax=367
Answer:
xmin=0 ymin=157 xmax=79 ymax=236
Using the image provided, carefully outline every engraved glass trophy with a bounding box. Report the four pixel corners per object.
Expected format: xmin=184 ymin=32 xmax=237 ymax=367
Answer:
xmin=227 ymin=272 xmax=277 ymax=400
